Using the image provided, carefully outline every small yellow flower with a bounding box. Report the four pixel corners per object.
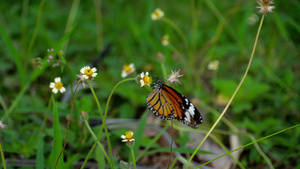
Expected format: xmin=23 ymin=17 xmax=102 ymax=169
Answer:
xmin=207 ymin=60 xmax=219 ymax=71
xmin=80 ymin=66 xmax=97 ymax=80
xmin=161 ymin=35 xmax=169 ymax=46
xmin=121 ymin=63 xmax=135 ymax=78
xmin=121 ymin=131 xmax=135 ymax=142
xmin=49 ymin=77 xmax=66 ymax=94
xmin=140 ymin=72 xmax=152 ymax=87
xmin=151 ymin=8 xmax=164 ymax=21
xmin=257 ymin=0 xmax=275 ymax=14
xmin=166 ymin=69 xmax=183 ymax=85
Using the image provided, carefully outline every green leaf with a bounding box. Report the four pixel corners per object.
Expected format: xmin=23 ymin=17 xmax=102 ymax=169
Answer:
xmin=36 ymin=136 xmax=44 ymax=169
xmin=133 ymin=110 xmax=148 ymax=155
xmin=95 ymin=146 xmax=105 ymax=169
xmin=51 ymin=96 xmax=64 ymax=169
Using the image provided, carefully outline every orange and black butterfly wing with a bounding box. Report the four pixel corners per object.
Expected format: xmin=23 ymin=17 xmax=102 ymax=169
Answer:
xmin=162 ymin=84 xmax=203 ymax=128
xmin=146 ymin=80 xmax=203 ymax=128
xmin=146 ymin=85 xmax=175 ymax=120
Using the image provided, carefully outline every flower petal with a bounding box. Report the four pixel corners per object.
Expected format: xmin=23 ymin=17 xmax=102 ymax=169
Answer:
xmin=54 ymin=77 xmax=61 ymax=83
xmin=49 ymin=82 xmax=55 ymax=88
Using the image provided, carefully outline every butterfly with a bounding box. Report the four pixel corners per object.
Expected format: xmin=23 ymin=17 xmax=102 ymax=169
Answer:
xmin=146 ymin=79 xmax=203 ymax=128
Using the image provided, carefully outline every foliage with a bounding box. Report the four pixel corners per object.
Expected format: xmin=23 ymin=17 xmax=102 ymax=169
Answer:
xmin=0 ymin=0 xmax=300 ymax=169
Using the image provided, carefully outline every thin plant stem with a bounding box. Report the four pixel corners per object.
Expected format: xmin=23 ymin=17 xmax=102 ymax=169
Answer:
xmin=136 ymin=124 xmax=169 ymax=161
xmin=62 ymin=0 xmax=81 ymax=53
xmin=0 ymin=141 xmax=6 ymax=169
xmin=25 ymin=0 xmax=46 ymax=77
xmin=93 ymin=0 xmax=103 ymax=51
xmin=55 ymin=84 xmax=80 ymax=169
xmin=196 ymin=123 xmax=300 ymax=168
xmin=202 ymin=102 xmax=272 ymax=167
xmin=88 ymin=82 xmax=114 ymax=169
xmin=168 ymin=44 xmax=187 ymax=66
xmin=188 ymin=14 xmax=266 ymax=162
xmin=162 ymin=17 xmax=190 ymax=52
xmin=81 ymin=121 xmax=105 ymax=169
xmin=0 ymin=95 xmax=8 ymax=114
xmin=167 ymin=120 xmax=174 ymax=169
xmin=170 ymin=156 xmax=188 ymax=169
xmin=88 ymin=82 xmax=104 ymax=118
xmin=84 ymin=120 xmax=110 ymax=163
xmin=1 ymin=83 xmax=30 ymax=122
xmin=130 ymin=146 xmax=137 ymax=169
xmin=87 ymin=78 xmax=135 ymax=169
xmin=104 ymin=78 xmax=136 ymax=120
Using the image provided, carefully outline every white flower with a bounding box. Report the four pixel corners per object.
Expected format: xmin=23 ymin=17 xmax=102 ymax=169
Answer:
xmin=207 ymin=60 xmax=219 ymax=71
xmin=121 ymin=63 xmax=135 ymax=78
xmin=121 ymin=131 xmax=135 ymax=142
xmin=151 ymin=8 xmax=164 ymax=21
xmin=166 ymin=69 xmax=183 ymax=85
xmin=161 ymin=35 xmax=169 ymax=46
xmin=49 ymin=77 xmax=66 ymax=94
xmin=257 ymin=0 xmax=275 ymax=14
xmin=80 ymin=66 xmax=97 ymax=80
xmin=140 ymin=72 xmax=152 ymax=87
xmin=0 ymin=121 xmax=7 ymax=129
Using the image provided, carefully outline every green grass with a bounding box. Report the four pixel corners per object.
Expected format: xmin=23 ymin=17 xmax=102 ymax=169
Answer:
xmin=0 ymin=0 xmax=300 ymax=168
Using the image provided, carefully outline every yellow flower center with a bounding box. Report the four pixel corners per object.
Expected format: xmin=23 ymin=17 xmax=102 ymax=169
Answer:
xmin=55 ymin=82 xmax=63 ymax=90
xmin=123 ymin=65 xmax=132 ymax=73
xmin=84 ymin=68 xmax=93 ymax=76
xmin=125 ymin=131 xmax=133 ymax=139
xmin=154 ymin=11 xmax=160 ymax=17
xmin=143 ymin=75 xmax=152 ymax=85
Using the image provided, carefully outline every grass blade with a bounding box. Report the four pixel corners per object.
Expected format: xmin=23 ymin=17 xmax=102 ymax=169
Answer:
xmin=52 ymin=96 xmax=64 ymax=169
xmin=36 ymin=136 xmax=44 ymax=169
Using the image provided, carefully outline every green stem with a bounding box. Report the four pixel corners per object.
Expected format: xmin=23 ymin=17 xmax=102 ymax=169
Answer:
xmin=196 ymin=123 xmax=300 ymax=168
xmin=26 ymin=0 xmax=46 ymax=73
xmin=0 ymin=141 xmax=6 ymax=169
xmin=1 ymin=83 xmax=30 ymax=122
xmin=88 ymin=82 xmax=114 ymax=169
xmin=84 ymin=120 xmax=110 ymax=163
xmin=93 ymin=0 xmax=103 ymax=51
xmin=162 ymin=17 xmax=190 ymax=51
xmin=104 ymin=78 xmax=136 ymax=120
xmin=188 ymin=14 xmax=266 ymax=162
xmin=87 ymin=78 xmax=135 ymax=169
xmin=88 ymin=82 xmax=104 ymax=118
xmin=160 ymin=60 xmax=167 ymax=79
xmin=136 ymin=124 xmax=169 ymax=161
xmin=80 ymin=122 xmax=105 ymax=169
xmin=62 ymin=0 xmax=81 ymax=53
xmin=0 ymin=95 xmax=8 ymax=114
xmin=130 ymin=146 xmax=137 ymax=169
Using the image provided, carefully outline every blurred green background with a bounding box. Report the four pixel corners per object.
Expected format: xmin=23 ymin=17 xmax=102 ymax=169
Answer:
xmin=0 ymin=0 xmax=299 ymax=168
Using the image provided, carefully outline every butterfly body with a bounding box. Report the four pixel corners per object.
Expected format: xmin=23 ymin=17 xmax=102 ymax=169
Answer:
xmin=146 ymin=80 xmax=203 ymax=128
